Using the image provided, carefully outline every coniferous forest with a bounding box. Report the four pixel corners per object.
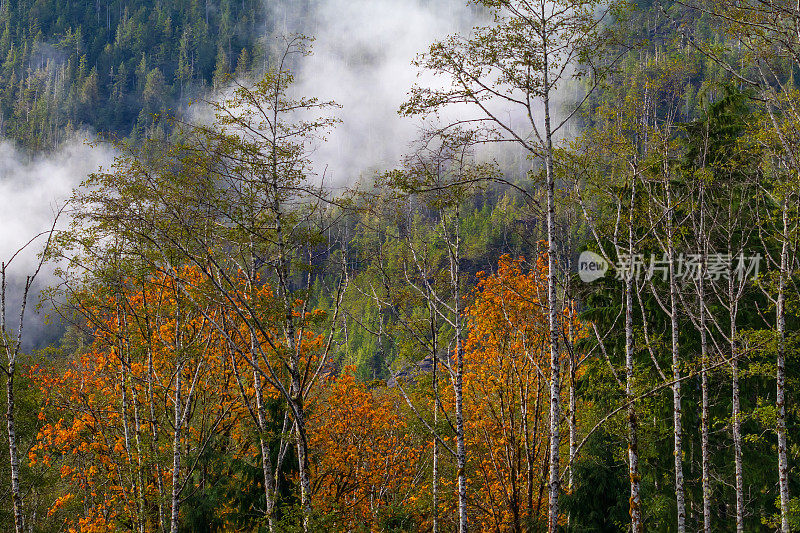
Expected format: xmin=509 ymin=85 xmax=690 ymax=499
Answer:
xmin=0 ymin=0 xmax=798 ymax=531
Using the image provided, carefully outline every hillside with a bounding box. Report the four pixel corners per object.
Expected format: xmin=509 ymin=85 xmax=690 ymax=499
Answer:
xmin=0 ymin=0 xmax=264 ymax=148
xmin=0 ymin=0 xmax=798 ymax=532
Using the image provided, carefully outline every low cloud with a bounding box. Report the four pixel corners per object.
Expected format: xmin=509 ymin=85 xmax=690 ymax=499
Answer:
xmin=272 ymin=0 xmax=489 ymax=185
xmin=0 ymin=137 xmax=113 ymax=270
xmin=0 ymin=136 xmax=114 ymax=350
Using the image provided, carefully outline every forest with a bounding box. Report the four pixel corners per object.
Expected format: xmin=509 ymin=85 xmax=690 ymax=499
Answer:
xmin=0 ymin=0 xmax=798 ymax=531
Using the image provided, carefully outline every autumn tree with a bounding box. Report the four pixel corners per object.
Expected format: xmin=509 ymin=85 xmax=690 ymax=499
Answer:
xmin=308 ymin=368 xmax=424 ymax=531
xmin=31 ymin=268 xmax=247 ymax=531
xmin=62 ymin=35 xmax=345 ymax=532
xmin=402 ymin=1 xmax=622 ymax=527
xmin=462 ymin=255 xmax=583 ymax=531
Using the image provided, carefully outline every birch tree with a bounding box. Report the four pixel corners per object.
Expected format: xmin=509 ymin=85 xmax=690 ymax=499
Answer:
xmin=754 ymin=149 xmax=799 ymax=533
xmin=682 ymin=88 xmax=755 ymax=531
xmin=569 ymin=70 xmax=687 ymax=530
xmin=402 ymin=1 xmax=620 ymax=527
xmin=1 ymin=218 xmax=58 ymax=533
xmin=686 ymin=127 xmax=715 ymax=533
xmin=361 ymin=131 xmax=493 ymax=531
xmin=687 ymin=2 xmax=800 ymax=526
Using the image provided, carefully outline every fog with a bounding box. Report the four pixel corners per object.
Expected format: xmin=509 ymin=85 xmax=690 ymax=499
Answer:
xmin=0 ymin=137 xmax=114 ymax=350
xmin=269 ymin=0 xmax=495 ymax=185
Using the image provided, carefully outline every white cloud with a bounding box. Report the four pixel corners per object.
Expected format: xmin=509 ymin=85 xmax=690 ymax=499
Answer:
xmin=0 ymin=136 xmax=114 ymax=349
xmin=276 ymin=0 xmax=488 ymax=185
xmin=0 ymin=137 xmax=113 ymax=272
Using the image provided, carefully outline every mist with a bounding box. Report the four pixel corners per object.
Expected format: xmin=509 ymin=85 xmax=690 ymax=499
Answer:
xmin=0 ymin=137 xmax=114 ymax=351
xmin=269 ymin=0 xmax=494 ymax=185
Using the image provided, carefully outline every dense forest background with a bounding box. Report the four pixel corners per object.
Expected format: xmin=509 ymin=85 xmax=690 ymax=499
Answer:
xmin=0 ymin=0 xmax=797 ymax=532
xmin=0 ymin=0 xmax=269 ymax=147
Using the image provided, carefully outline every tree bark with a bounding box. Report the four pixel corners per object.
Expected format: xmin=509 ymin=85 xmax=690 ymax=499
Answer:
xmin=565 ymin=298 xmax=577 ymax=528
xmin=253 ymin=360 xmax=277 ymax=532
xmin=293 ymin=395 xmax=312 ymax=533
xmin=776 ymin=197 xmax=790 ymax=533
xmin=2 ymin=263 xmax=27 ymax=533
xmin=666 ymin=184 xmax=686 ymax=532
xmin=430 ymin=301 xmax=439 ymax=533
xmin=626 ymin=180 xmax=643 ymax=533
xmin=699 ymin=187 xmax=712 ymax=533
xmin=147 ymin=342 xmax=167 ymax=532
xmin=543 ymin=25 xmax=561 ymax=532
xmin=169 ymin=362 xmax=182 ymax=533
xmin=730 ymin=279 xmax=743 ymax=533
xmin=449 ymin=209 xmax=468 ymax=533
xmin=5 ymin=366 xmax=24 ymax=533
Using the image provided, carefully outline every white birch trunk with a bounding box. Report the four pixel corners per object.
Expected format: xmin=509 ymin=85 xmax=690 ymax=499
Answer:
xmin=626 ymin=180 xmax=642 ymax=533
xmin=2 ymin=263 xmax=26 ymax=533
xmin=147 ymin=343 xmax=167 ymax=532
xmin=293 ymin=399 xmax=312 ymax=533
xmin=566 ymin=300 xmax=577 ymax=528
xmin=666 ymin=184 xmax=686 ymax=532
xmin=169 ymin=362 xmax=182 ymax=533
xmin=777 ymin=198 xmax=790 ymax=533
xmin=5 ymin=365 xmax=24 ymax=533
xmin=699 ymin=188 xmax=712 ymax=533
xmin=448 ymin=209 xmax=468 ymax=533
xmin=430 ymin=303 xmax=439 ymax=533
xmin=569 ymin=349 xmax=577 ymax=494
xmin=729 ymin=281 xmax=743 ymax=533
xmin=543 ymin=32 xmax=561 ymax=533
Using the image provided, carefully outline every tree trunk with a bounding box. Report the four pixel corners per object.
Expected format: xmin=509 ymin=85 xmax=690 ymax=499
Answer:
xmin=292 ymin=391 xmax=312 ymax=533
xmin=147 ymin=342 xmax=167 ymax=532
xmin=170 ymin=293 xmax=185 ymax=533
xmin=626 ymin=180 xmax=642 ymax=533
xmin=169 ymin=363 xmax=182 ymax=533
xmin=700 ymin=277 xmax=711 ymax=533
xmin=455 ymin=332 xmax=467 ymax=533
xmin=730 ymin=283 xmax=743 ymax=533
xmin=271 ymin=138 xmax=313 ymax=532
xmin=6 ymin=367 xmax=24 ymax=533
xmin=430 ymin=302 xmax=439 ymax=533
xmin=699 ymin=188 xmax=712 ymax=533
xmin=285 ymin=327 xmax=312 ymax=532
xmin=253 ymin=361 xmax=277 ymax=532
xmin=117 ymin=300 xmax=145 ymax=533
xmin=450 ymin=210 xmax=468 ymax=533
xmin=569 ymin=348 xmax=577 ymax=493
xmin=543 ymin=31 xmax=561 ymax=533
xmin=2 ymin=263 xmax=24 ymax=533
xmin=777 ymin=198 xmax=790 ymax=533
xmin=567 ymin=302 xmax=577 ymax=529
xmin=127 ymin=347 xmax=146 ymax=533
xmin=666 ymin=184 xmax=686 ymax=532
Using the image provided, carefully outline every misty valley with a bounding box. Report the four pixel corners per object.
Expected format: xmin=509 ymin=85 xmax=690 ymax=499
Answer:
xmin=0 ymin=0 xmax=798 ymax=532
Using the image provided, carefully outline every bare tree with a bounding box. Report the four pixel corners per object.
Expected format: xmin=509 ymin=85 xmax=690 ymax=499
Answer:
xmin=1 ymin=212 xmax=60 ymax=533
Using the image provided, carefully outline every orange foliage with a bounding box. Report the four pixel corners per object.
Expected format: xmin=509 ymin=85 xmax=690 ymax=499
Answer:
xmin=28 ymin=256 xmax=588 ymax=532
xmin=308 ymin=368 xmax=424 ymax=531
xmin=29 ymin=266 xmax=368 ymax=531
xmin=458 ymin=255 xmax=584 ymax=532
xmin=30 ymin=268 xmax=249 ymax=531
